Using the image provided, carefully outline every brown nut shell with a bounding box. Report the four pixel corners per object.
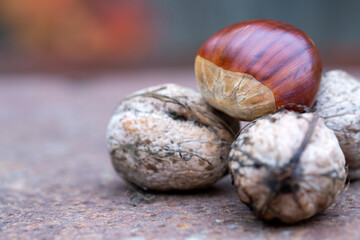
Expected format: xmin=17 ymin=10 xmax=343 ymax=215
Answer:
xmin=106 ymin=84 xmax=239 ymax=191
xmin=314 ymin=70 xmax=360 ymax=180
xmin=195 ymin=19 xmax=322 ymax=121
xmin=229 ymin=111 xmax=346 ymax=223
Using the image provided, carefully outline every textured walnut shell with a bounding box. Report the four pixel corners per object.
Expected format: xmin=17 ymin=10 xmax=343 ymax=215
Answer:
xmin=314 ymin=70 xmax=360 ymax=180
xmin=195 ymin=19 xmax=322 ymax=121
xmin=229 ymin=111 xmax=346 ymax=223
xmin=106 ymin=84 xmax=239 ymax=191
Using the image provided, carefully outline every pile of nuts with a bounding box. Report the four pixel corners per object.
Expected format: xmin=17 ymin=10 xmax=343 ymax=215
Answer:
xmin=106 ymin=20 xmax=359 ymax=223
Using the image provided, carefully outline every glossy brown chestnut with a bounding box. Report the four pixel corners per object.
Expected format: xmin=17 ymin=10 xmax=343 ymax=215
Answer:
xmin=195 ymin=19 xmax=322 ymax=121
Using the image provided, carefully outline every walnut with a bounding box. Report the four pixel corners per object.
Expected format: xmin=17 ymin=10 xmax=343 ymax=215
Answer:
xmin=313 ymin=70 xmax=360 ymax=180
xmin=229 ymin=111 xmax=346 ymax=223
xmin=106 ymin=84 xmax=239 ymax=191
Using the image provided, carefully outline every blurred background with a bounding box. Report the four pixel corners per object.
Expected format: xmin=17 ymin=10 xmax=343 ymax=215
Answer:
xmin=1 ymin=2 xmax=360 ymax=237
xmin=0 ymin=0 xmax=360 ymax=73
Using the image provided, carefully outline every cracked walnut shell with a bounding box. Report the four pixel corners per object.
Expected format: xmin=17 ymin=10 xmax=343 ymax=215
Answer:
xmin=229 ymin=111 xmax=346 ymax=223
xmin=106 ymin=84 xmax=239 ymax=191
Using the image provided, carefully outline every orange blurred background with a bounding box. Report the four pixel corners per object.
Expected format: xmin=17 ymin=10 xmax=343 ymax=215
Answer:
xmin=0 ymin=0 xmax=156 ymax=71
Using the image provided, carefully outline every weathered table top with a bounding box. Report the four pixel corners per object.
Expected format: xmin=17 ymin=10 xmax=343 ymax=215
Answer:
xmin=1 ymin=69 xmax=360 ymax=240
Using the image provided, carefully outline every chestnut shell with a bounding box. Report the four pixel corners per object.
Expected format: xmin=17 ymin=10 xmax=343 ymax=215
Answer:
xmin=196 ymin=19 xmax=322 ymax=116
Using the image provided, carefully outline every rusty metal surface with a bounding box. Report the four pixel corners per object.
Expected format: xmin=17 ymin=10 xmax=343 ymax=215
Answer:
xmin=1 ymin=69 xmax=360 ymax=240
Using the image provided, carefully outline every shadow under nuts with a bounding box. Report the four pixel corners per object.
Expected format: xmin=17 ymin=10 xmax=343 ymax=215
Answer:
xmin=106 ymin=83 xmax=239 ymax=191
xmin=229 ymin=111 xmax=346 ymax=223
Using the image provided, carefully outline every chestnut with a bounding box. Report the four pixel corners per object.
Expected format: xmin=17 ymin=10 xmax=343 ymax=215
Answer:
xmin=195 ymin=19 xmax=322 ymax=121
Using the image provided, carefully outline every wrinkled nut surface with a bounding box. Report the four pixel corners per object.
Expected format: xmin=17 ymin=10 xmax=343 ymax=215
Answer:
xmin=106 ymin=83 xmax=239 ymax=191
xmin=229 ymin=111 xmax=346 ymax=223
xmin=314 ymin=70 xmax=360 ymax=180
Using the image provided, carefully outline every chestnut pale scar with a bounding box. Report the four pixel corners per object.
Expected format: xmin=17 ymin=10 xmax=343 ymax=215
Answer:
xmin=195 ymin=56 xmax=276 ymax=121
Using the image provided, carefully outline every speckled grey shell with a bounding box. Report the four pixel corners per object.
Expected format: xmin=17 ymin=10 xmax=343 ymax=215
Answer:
xmin=106 ymin=83 xmax=239 ymax=191
xmin=229 ymin=111 xmax=346 ymax=223
xmin=314 ymin=70 xmax=360 ymax=180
